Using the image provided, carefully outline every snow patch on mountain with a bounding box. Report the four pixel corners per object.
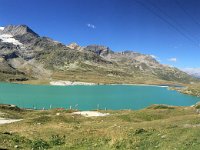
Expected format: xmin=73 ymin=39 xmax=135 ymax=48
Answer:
xmin=0 ymin=34 xmax=22 ymax=45
xmin=0 ymin=27 xmax=4 ymax=30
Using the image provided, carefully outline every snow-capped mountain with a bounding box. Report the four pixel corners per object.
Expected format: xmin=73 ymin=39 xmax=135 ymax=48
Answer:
xmin=182 ymin=68 xmax=200 ymax=78
xmin=0 ymin=24 xmax=198 ymax=84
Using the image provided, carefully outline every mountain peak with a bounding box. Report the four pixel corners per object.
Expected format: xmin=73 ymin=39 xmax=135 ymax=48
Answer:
xmin=66 ymin=42 xmax=84 ymax=50
xmin=0 ymin=25 xmax=39 ymax=37
xmin=67 ymin=42 xmax=79 ymax=48
xmin=84 ymin=45 xmax=113 ymax=56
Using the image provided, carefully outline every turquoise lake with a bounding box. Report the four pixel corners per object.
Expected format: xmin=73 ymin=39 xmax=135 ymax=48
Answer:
xmin=0 ymin=82 xmax=199 ymax=110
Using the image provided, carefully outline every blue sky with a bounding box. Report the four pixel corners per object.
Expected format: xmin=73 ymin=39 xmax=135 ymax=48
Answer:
xmin=0 ymin=0 xmax=200 ymax=69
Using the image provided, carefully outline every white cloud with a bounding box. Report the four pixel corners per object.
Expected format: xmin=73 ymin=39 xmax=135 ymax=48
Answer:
xmin=173 ymin=46 xmax=178 ymax=49
xmin=168 ymin=57 xmax=177 ymax=62
xmin=87 ymin=23 xmax=96 ymax=29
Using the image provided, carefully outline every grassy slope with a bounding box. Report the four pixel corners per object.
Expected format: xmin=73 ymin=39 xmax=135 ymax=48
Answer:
xmin=18 ymin=69 xmax=185 ymax=86
xmin=1 ymin=105 xmax=200 ymax=150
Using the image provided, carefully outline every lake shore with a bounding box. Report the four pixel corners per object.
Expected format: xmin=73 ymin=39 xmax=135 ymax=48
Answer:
xmin=49 ymin=80 xmax=178 ymax=88
xmin=50 ymin=80 xmax=96 ymax=86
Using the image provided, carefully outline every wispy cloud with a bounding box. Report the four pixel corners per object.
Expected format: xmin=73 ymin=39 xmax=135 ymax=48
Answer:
xmin=87 ymin=23 xmax=96 ymax=29
xmin=168 ymin=57 xmax=177 ymax=62
xmin=173 ymin=46 xmax=178 ymax=49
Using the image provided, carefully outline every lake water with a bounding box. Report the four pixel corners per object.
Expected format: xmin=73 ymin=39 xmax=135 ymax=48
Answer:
xmin=0 ymin=82 xmax=199 ymax=110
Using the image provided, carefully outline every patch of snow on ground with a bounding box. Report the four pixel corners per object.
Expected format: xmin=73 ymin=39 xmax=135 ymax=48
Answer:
xmin=0 ymin=118 xmax=23 ymax=125
xmin=0 ymin=34 xmax=23 ymax=45
xmin=72 ymin=111 xmax=109 ymax=117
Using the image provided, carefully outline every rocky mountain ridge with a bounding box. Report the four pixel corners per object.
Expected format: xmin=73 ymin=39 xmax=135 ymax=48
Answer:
xmin=0 ymin=24 xmax=198 ymax=84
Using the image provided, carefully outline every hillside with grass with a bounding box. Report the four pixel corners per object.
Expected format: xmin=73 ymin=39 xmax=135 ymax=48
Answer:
xmin=0 ymin=104 xmax=200 ymax=150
